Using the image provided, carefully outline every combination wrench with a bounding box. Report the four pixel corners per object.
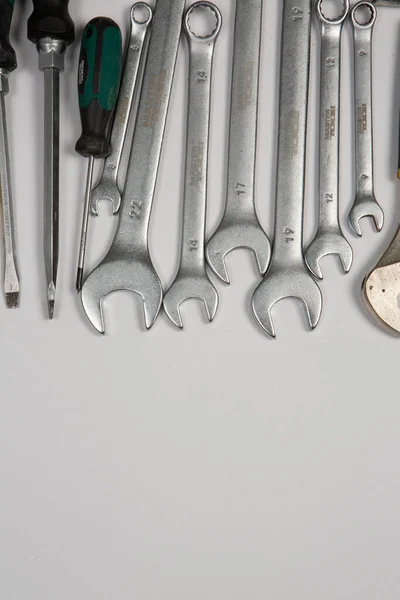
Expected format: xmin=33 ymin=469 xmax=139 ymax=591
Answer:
xmin=348 ymin=2 xmax=384 ymax=236
xmin=252 ymin=0 xmax=322 ymax=338
xmin=305 ymin=0 xmax=353 ymax=279
xmin=163 ymin=2 xmax=221 ymax=329
xmin=81 ymin=0 xmax=185 ymax=334
xmin=90 ymin=3 xmax=153 ymax=216
xmin=205 ymin=0 xmax=271 ymax=284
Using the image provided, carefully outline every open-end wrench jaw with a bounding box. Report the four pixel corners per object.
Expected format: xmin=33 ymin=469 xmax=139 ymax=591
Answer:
xmin=305 ymin=229 xmax=353 ymax=279
xmin=81 ymin=249 xmax=163 ymax=334
xmin=348 ymin=194 xmax=384 ymax=237
xmin=206 ymin=216 xmax=271 ymax=284
xmin=163 ymin=268 xmax=218 ymax=329
xmin=252 ymin=261 xmax=323 ymax=339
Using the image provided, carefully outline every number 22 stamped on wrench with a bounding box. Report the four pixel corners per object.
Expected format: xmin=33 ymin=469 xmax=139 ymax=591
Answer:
xmin=252 ymin=0 xmax=322 ymax=338
xmin=81 ymin=0 xmax=185 ymax=334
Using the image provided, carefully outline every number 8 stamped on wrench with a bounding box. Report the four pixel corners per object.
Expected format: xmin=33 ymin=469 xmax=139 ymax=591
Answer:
xmin=348 ymin=2 xmax=384 ymax=235
xmin=252 ymin=0 xmax=323 ymax=338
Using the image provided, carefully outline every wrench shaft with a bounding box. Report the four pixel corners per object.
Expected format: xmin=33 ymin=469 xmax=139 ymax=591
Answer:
xmin=354 ymin=25 xmax=375 ymax=199
xmin=180 ymin=42 xmax=214 ymax=271
xmin=273 ymin=0 xmax=312 ymax=261
xmin=114 ymin=0 xmax=185 ymax=251
xmin=225 ymin=0 xmax=262 ymax=217
xmin=91 ymin=4 xmax=152 ymax=214
xmin=319 ymin=22 xmax=343 ymax=228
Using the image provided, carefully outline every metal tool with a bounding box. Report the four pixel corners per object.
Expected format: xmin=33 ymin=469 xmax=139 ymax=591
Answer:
xmin=348 ymin=2 xmax=384 ymax=237
xmin=305 ymin=0 xmax=353 ymax=279
xmin=91 ymin=3 xmax=153 ymax=217
xmin=28 ymin=0 xmax=75 ymax=319
xmin=363 ymin=225 xmax=400 ymax=334
xmin=81 ymin=0 xmax=185 ymax=334
xmin=75 ymin=17 xmax=123 ymax=292
xmin=252 ymin=0 xmax=322 ymax=338
xmin=372 ymin=0 xmax=400 ymax=5
xmin=163 ymin=2 xmax=221 ymax=329
xmin=0 ymin=0 xmax=19 ymax=308
xmin=205 ymin=0 xmax=270 ymax=284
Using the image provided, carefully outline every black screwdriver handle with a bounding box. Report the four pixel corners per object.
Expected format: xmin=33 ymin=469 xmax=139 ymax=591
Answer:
xmin=27 ymin=0 xmax=75 ymax=46
xmin=75 ymin=17 xmax=122 ymax=159
xmin=0 ymin=0 xmax=16 ymax=72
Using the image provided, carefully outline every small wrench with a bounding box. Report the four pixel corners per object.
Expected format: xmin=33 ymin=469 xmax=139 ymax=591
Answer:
xmin=205 ymin=0 xmax=271 ymax=284
xmin=348 ymin=2 xmax=384 ymax=236
xmin=90 ymin=3 xmax=152 ymax=216
xmin=305 ymin=0 xmax=353 ymax=279
xmin=252 ymin=0 xmax=322 ymax=338
xmin=81 ymin=0 xmax=186 ymax=334
xmin=163 ymin=2 xmax=221 ymax=329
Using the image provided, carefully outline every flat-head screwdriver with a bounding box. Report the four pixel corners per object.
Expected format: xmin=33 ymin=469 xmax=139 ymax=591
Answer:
xmin=0 ymin=0 xmax=19 ymax=308
xmin=75 ymin=17 xmax=122 ymax=292
xmin=28 ymin=0 xmax=75 ymax=319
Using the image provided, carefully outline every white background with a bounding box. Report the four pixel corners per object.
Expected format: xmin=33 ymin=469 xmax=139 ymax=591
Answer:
xmin=1 ymin=0 xmax=400 ymax=598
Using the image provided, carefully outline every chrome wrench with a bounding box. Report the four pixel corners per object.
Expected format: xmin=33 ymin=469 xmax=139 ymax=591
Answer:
xmin=305 ymin=0 xmax=353 ymax=279
xmin=205 ymin=0 xmax=270 ymax=284
xmin=91 ymin=3 xmax=153 ymax=216
xmin=348 ymin=2 xmax=384 ymax=236
xmin=252 ymin=0 xmax=322 ymax=338
xmin=81 ymin=0 xmax=185 ymax=334
xmin=163 ymin=2 xmax=221 ymax=329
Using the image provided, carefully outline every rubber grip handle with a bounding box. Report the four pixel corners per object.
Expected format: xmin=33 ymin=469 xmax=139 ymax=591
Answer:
xmin=0 ymin=0 xmax=16 ymax=72
xmin=75 ymin=17 xmax=122 ymax=159
xmin=27 ymin=0 xmax=75 ymax=45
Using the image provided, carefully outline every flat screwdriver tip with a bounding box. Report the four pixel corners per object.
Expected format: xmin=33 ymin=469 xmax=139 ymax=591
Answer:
xmin=5 ymin=292 xmax=20 ymax=309
xmin=47 ymin=282 xmax=56 ymax=319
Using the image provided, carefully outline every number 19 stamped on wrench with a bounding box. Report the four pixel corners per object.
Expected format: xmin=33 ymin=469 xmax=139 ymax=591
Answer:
xmin=252 ymin=0 xmax=323 ymax=338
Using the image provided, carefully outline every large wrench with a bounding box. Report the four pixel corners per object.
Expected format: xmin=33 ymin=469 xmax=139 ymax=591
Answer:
xmin=305 ymin=0 xmax=353 ymax=279
xmin=205 ymin=0 xmax=271 ymax=284
xmin=163 ymin=3 xmax=221 ymax=329
xmin=90 ymin=3 xmax=153 ymax=216
xmin=348 ymin=2 xmax=384 ymax=236
xmin=252 ymin=0 xmax=322 ymax=338
xmin=81 ymin=0 xmax=185 ymax=334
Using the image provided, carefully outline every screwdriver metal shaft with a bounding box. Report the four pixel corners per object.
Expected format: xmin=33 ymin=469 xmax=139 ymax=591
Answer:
xmin=76 ymin=155 xmax=94 ymax=292
xmin=0 ymin=0 xmax=19 ymax=308
xmin=28 ymin=0 xmax=74 ymax=319
xmin=0 ymin=71 xmax=19 ymax=308
xmin=40 ymin=40 xmax=65 ymax=319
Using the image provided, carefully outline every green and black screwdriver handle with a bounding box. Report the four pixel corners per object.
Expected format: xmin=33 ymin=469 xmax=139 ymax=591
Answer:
xmin=76 ymin=17 xmax=122 ymax=292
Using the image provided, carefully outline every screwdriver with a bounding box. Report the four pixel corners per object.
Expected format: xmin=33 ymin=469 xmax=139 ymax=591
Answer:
xmin=75 ymin=17 xmax=122 ymax=292
xmin=28 ymin=0 xmax=75 ymax=319
xmin=0 ymin=0 xmax=19 ymax=308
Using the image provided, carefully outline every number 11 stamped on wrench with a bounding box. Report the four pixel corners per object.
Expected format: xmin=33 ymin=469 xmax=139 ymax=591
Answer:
xmin=252 ymin=0 xmax=322 ymax=338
